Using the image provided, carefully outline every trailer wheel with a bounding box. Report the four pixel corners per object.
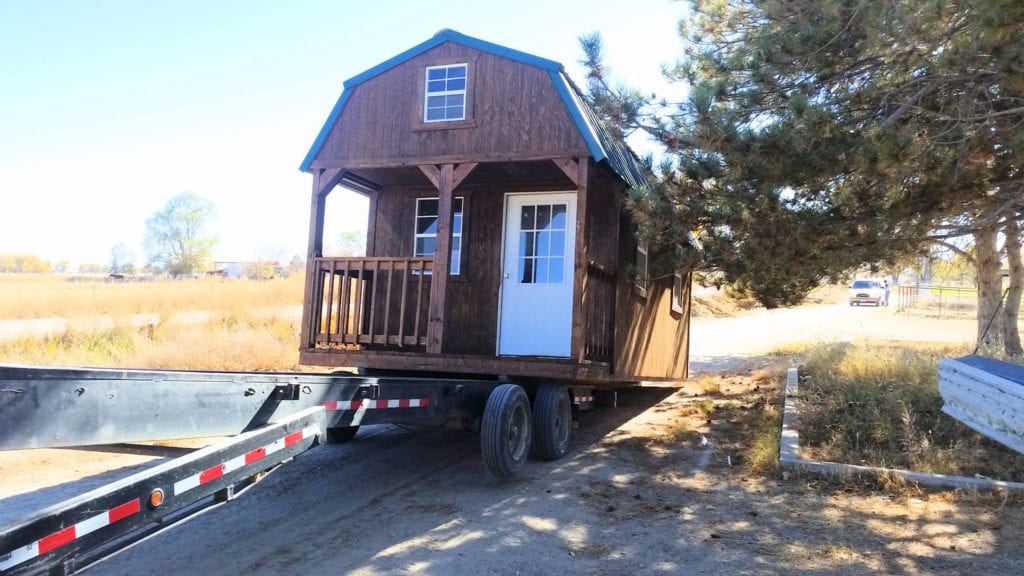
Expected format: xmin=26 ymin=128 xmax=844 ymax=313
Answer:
xmin=326 ymin=426 xmax=359 ymax=443
xmin=481 ymin=384 xmax=532 ymax=479
xmin=530 ymin=384 xmax=572 ymax=461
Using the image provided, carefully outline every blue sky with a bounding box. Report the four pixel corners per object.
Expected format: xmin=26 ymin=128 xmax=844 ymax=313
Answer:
xmin=0 ymin=0 xmax=685 ymax=267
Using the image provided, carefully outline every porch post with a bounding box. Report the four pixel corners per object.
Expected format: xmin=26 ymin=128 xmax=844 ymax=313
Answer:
xmin=299 ymin=170 xmax=328 ymax=350
xmin=572 ymin=157 xmax=589 ymax=362
xmin=426 ymin=164 xmax=455 ymax=354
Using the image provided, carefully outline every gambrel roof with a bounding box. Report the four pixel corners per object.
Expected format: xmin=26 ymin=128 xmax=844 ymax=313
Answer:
xmin=300 ymin=29 xmax=647 ymax=190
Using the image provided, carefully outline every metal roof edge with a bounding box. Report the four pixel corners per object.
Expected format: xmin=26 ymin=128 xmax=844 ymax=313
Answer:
xmin=548 ymin=70 xmax=606 ymax=162
xmin=299 ymin=90 xmax=352 ymax=172
xmin=550 ymin=71 xmax=649 ymax=190
xmin=346 ymin=29 xmax=562 ymax=88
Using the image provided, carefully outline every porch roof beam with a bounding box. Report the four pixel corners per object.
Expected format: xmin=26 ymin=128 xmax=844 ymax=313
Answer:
xmin=418 ymin=162 xmax=478 ymax=190
xmin=316 ymin=167 xmax=345 ymax=196
xmin=552 ymin=157 xmax=581 ymax=186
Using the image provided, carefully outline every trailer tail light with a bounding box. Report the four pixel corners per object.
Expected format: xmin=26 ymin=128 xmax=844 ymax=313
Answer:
xmin=148 ymin=488 xmax=165 ymax=509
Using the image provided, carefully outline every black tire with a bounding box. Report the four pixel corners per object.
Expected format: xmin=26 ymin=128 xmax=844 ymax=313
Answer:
xmin=530 ymin=384 xmax=572 ymax=461
xmin=326 ymin=426 xmax=359 ymax=443
xmin=481 ymin=384 xmax=532 ymax=479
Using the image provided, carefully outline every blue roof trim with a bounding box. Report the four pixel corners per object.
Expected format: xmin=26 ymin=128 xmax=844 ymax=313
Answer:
xmin=299 ymin=89 xmax=352 ymax=173
xmin=549 ymin=70 xmax=648 ymax=190
xmin=346 ymin=29 xmax=561 ymax=89
xmin=548 ymin=70 xmax=605 ymax=161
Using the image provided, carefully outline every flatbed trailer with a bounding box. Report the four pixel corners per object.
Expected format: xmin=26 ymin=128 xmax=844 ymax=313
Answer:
xmin=0 ymin=364 xmax=608 ymax=575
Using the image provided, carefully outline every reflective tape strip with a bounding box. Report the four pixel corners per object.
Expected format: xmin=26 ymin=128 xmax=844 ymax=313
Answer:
xmin=173 ymin=426 xmax=317 ymax=497
xmin=0 ymin=499 xmax=141 ymax=571
xmin=323 ymin=398 xmax=430 ymax=411
xmin=575 ymin=396 xmax=594 ymax=404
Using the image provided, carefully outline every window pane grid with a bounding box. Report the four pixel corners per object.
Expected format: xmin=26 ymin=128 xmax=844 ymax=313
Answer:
xmin=424 ymin=64 xmax=467 ymax=123
xmin=517 ymin=202 xmax=568 ymax=284
xmin=414 ymin=197 xmax=463 ymax=275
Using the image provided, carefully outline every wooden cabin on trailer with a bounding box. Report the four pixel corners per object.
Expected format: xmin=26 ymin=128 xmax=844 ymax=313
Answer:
xmin=298 ymin=29 xmax=692 ymax=384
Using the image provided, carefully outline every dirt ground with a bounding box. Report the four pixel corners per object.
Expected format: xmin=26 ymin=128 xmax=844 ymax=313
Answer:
xmin=2 ymin=302 xmax=1022 ymax=575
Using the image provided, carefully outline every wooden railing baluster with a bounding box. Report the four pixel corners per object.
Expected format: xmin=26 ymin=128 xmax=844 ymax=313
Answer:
xmin=311 ymin=257 xmax=432 ymax=349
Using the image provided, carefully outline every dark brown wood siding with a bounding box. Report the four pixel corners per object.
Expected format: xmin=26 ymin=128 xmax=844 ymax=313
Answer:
xmin=310 ymin=42 xmax=589 ymax=169
xmin=584 ymin=170 xmax=622 ymax=271
xmin=369 ymin=185 xmax=505 ymax=355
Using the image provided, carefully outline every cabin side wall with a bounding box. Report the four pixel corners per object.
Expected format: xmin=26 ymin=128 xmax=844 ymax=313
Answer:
xmin=612 ymin=219 xmax=692 ymax=380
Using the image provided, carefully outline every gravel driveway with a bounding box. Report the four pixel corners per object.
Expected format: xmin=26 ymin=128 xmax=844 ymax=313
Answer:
xmin=689 ymin=302 xmax=976 ymax=374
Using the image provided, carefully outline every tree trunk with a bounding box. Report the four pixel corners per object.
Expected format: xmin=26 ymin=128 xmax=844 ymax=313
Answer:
xmin=974 ymin=225 xmax=1004 ymax=352
xmin=922 ymin=256 xmax=933 ymax=284
xmin=1003 ymin=214 xmax=1023 ymax=357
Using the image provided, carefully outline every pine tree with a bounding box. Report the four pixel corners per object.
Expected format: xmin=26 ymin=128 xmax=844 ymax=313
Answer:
xmin=582 ymin=0 xmax=1024 ymax=355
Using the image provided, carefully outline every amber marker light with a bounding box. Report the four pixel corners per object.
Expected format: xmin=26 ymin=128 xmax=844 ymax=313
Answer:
xmin=148 ymin=488 xmax=165 ymax=509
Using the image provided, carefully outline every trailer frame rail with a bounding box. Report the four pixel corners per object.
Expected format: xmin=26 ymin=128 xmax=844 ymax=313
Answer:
xmin=0 ymin=407 xmax=325 ymax=576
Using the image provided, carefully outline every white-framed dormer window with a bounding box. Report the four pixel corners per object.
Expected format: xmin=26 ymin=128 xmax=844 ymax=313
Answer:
xmin=634 ymin=241 xmax=649 ymax=297
xmin=424 ymin=64 xmax=467 ymax=122
xmin=414 ymin=196 xmax=464 ymax=275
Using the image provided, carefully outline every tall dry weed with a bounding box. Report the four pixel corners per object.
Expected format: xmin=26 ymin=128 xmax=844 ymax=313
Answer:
xmin=797 ymin=342 xmax=1024 ymax=481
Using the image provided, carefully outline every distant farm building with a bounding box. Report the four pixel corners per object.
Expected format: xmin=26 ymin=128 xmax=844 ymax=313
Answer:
xmin=210 ymin=261 xmax=284 ymax=279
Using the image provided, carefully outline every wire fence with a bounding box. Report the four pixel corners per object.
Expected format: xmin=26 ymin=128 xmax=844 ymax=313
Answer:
xmin=895 ymin=284 xmax=1022 ymax=319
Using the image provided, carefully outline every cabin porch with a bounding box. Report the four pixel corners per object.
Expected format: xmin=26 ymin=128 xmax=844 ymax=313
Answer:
xmin=299 ymin=254 xmax=620 ymax=381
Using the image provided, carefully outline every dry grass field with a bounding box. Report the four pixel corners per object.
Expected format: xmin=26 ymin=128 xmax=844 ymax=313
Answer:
xmin=0 ymin=273 xmax=304 ymax=320
xmin=0 ymin=274 xmax=306 ymax=371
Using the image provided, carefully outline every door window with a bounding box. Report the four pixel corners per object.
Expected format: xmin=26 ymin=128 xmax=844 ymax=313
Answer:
xmin=517 ymin=203 xmax=567 ymax=284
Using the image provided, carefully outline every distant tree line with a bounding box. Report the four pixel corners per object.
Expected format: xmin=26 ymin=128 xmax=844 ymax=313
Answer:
xmin=7 ymin=192 xmax=308 ymax=280
xmin=0 ymin=254 xmax=64 ymax=273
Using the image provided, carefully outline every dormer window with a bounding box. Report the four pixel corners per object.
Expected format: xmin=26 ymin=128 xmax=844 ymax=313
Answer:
xmin=424 ymin=64 xmax=467 ymax=122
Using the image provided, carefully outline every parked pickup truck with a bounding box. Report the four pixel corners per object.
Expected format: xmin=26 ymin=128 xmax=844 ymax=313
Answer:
xmin=848 ymin=279 xmax=885 ymax=306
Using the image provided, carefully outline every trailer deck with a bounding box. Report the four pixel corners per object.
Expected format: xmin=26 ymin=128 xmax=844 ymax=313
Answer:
xmin=0 ymin=364 xmax=607 ymax=574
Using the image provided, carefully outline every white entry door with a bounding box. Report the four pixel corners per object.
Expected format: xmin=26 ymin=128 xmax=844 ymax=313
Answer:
xmin=498 ymin=192 xmax=576 ymax=356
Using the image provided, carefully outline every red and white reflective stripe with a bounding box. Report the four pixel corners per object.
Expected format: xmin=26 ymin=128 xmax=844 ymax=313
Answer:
xmin=575 ymin=395 xmax=594 ymax=404
xmin=0 ymin=499 xmax=140 ymax=571
xmin=323 ymin=398 xmax=429 ymax=411
xmin=173 ymin=426 xmax=318 ymax=496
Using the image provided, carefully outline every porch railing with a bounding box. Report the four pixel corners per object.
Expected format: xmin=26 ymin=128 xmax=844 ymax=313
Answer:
xmin=583 ymin=261 xmax=616 ymax=362
xmin=309 ymin=257 xmax=433 ymax=349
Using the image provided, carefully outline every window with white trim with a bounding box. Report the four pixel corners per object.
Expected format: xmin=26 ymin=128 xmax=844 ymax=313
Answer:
xmin=414 ymin=197 xmax=464 ymax=275
xmin=424 ymin=64 xmax=467 ymax=122
xmin=634 ymin=242 xmax=649 ymax=297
